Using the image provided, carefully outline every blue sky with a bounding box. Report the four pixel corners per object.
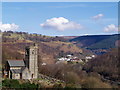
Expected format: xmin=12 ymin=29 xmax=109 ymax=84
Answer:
xmin=2 ymin=0 xmax=120 ymax=2
xmin=2 ymin=2 xmax=118 ymax=36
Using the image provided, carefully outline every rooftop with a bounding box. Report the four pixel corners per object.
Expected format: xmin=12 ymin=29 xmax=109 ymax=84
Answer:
xmin=7 ymin=60 xmax=25 ymax=67
xmin=10 ymin=69 xmax=21 ymax=74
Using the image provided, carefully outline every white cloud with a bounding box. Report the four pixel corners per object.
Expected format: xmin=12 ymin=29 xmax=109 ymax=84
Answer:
xmin=40 ymin=17 xmax=83 ymax=31
xmin=0 ymin=22 xmax=19 ymax=31
xmin=104 ymin=24 xmax=118 ymax=32
xmin=92 ymin=14 xmax=104 ymax=20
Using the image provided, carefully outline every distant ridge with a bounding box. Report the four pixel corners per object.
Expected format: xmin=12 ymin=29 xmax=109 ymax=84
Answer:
xmin=58 ymin=36 xmax=79 ymax=40
xmin=69 ymin=34 xmax=120 ymax=50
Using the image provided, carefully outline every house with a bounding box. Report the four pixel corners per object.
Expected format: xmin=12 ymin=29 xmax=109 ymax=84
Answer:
xmin=91 ymin=55 xmax=95 ymax=58
xmin=4 ymin=43 xmax=38 ymax=79
xmin=85 ymin=56 xmax=92 ymax=60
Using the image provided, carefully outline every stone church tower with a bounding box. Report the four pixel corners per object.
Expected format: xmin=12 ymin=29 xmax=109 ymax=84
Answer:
xmin=25 ymin=43 xmax=38 ymax=79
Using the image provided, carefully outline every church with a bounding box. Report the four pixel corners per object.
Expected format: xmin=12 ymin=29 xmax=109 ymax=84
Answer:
xmin=4 ymin=44 xmax=38 ymax=79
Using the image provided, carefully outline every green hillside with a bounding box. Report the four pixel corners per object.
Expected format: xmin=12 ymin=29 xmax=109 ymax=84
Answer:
xmin=70 ymin=34 xmax=120 ymax=50
xmin=87 ymin=34 xmax=119 ymax=50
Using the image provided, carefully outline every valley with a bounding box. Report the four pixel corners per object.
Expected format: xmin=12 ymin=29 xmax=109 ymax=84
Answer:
xmin=1 ymin=31 xmax=120 ymax=89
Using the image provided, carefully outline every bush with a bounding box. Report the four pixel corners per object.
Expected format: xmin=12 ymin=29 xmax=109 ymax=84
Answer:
xmin=20 ymin=82 xmax=38 ymax=89
xmin=2 ymin=79 xmax=39 ymax=89
xmin=2 ymin=79 xmax=20 ymax=88
xmin=81 ymin=76 xmax=112 ymax=88
xmin=65 ymin=72 xmax=80 ymax=84
xmin=53 ymin=83 xmax=64 ymax=88
xmin=65 ymin=83 xmax=81 ymax=89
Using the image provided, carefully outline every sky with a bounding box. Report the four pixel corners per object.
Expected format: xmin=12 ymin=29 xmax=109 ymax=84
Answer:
xmin=2 ymin=0 xmax=120 ymax=2
xmin=1 ymin=2 xmax=118 ymax=36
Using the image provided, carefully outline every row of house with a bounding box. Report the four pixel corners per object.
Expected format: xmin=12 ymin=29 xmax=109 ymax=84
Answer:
xmin=57 ymin=54 xmax=96 ymax=63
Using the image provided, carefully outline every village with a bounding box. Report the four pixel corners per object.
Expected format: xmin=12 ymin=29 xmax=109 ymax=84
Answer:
xmin=56 ymin=54 xmax=96 ymax=64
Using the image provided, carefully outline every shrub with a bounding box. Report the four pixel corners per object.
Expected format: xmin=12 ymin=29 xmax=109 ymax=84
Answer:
xmin=2 ymin=79 xmax=20 ymax=88
xmin=53 ymin=83 xmax=64 ymax=88
xmin=2 ymin=79 xmax=39 ymax=89
xmin=20 ymin=82 xmax=38 ymax=89
xmin=65 ymin=72 xmax=80 ymax=84
xmin=81 ymin=76 xmax=112 ymax=88
xmin=65 ymin=83 xmax=81 ymax=89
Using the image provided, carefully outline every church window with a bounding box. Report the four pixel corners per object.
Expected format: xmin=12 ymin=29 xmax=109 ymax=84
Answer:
xmin=32 ymin=50 xmax=34 ymax=54
xmin=32 ymin=74 xmax=34 ymax=78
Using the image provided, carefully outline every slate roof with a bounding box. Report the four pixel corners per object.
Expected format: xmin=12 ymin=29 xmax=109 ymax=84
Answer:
xmin=7 ymin=60 xmax=25 ymax=67
xmin=10 ymin=69 xmax=21 ymax=74
xmin=21 ymin=67 xmax=27 ymax=72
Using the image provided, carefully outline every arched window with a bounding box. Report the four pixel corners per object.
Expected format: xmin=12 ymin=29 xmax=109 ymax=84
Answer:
xmin=32 ymin=50 xmax=34 ymax=54
xmin=32 ymin=74 xmax=34 ymax=78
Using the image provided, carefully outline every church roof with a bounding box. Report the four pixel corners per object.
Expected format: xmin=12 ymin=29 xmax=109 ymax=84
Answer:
xmin=10 ymin=69 xmax=21 ymax=74
xmin=7 ymin=60 xmax=25 ymax=67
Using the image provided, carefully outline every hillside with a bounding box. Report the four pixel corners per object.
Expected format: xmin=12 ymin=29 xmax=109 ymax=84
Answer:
xmin=2 ymin=31 xmax=68 ymax=43
xmin=87 ymin=34 xmax=119 ymax=49
xmin=2 ymin=31 xmax=119 ymax=88
xmin=83 ymin=48 xmax=120 ymax=82
xmin=2 ymin=31 xmax=83 ymax=66
xmin=59 ymin=36 xmax=79 ymax=40
xmin=70 ymin=34 xmax=120 ymax=50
